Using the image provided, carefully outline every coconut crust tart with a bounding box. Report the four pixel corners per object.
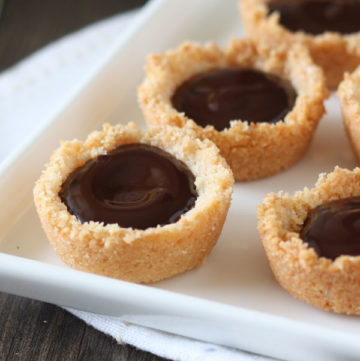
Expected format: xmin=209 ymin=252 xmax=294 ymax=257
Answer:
xmin=138 ymin=39 xmax=328 ymax=181
xmin=240 ymin=0 xmax=360 ymax=89
xmin=338 ymin=65 xmax=360 ymax=161
xmin=33 ymin=123 xmax=234 ymax=283
xmin=258 ymin=167 xmax=360 ymax=315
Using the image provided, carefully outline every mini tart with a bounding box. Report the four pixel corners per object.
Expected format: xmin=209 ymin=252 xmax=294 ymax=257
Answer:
xmin=240 ymin=0 xmax=360 ymax=88
xmin=138 ymin=39 xmax=328 ymax=181
xmin=338 ymin=65 xmax=360 ymax=161
xmin=258 ymin=167 xmax=360 ymax=314
xmin=33 ymin=123 xmax=234 ymax=284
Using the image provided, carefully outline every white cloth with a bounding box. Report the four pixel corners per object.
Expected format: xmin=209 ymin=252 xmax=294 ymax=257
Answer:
xmin=67 ymin=308 xmax=275 ymax=361
xmin=0 ymin=8 xmax=276 ymax=361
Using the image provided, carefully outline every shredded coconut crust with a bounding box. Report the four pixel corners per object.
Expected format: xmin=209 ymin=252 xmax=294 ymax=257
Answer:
xmin=138 ymin=39 xmax=328 ymax=182
xmin=258 ymin=167 xmax=360 ymax=314
xmin=240 ymin=0 xmax=360 ymax=88
xmin=338 ymin=66 xmax=360 ymax=161
xmin=33 ymin=123 xmax=234 ymax=283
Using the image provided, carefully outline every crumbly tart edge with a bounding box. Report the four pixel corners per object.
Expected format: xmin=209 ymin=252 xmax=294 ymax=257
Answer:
xmin=240 ymin=0 xmax=360 ymax=88
xmin=338 ymin=66 xmax=360 ymax=162
xmin=138 ymin=39 xmax=329 ymax=181
xmin=33 ymin=123 xmax=234 ymax=283
xmin=258 ymin=167 xmax=360 ymax=315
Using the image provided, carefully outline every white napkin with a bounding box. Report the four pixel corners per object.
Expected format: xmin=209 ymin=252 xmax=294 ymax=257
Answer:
xmin=67 ymin=308 xmax=275 ymax=361
xmin=0 ymin=8 xmax=277 ymax=361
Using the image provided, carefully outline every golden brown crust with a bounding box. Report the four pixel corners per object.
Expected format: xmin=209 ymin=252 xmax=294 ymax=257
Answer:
xmin=33 ymin=123 xmax=234 ymax=283
xmin=338 ymin=66 xmax=360 ymax=161
xmin=240 ymin=0 xmax=360 ymax=88
xmin=258 ymin=167 xmax=360 ymax=314
xmin=138 ymin=39 xmax=329 ymax=181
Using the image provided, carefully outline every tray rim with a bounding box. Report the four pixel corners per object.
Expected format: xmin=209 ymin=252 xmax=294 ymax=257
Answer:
xmin=1 ymin=252 xmax=359 ymax=351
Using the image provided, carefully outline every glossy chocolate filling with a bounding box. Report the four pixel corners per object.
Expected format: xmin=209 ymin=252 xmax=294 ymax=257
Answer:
xmin=60 ymin=143 xmax=197 ymax=230
xmin=171 ymin=68 xmax=297 ymax=131
xmin=300 ymin=196 xmax=360 ymax=260
xmin=269 ymin=0 xmax=360 ymax=35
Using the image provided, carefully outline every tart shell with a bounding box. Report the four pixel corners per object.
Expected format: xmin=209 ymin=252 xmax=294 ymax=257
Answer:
xmin=258 ymin=167 xmax=360 ymax=315
xmin=33 ymin=123 xmax=234 ymax=283
xmin=338 ymin=66 xmax=360 ymax=162
xmin=138 ymin=39 xmax=328 ymax=181
xmin=240 ymin=0 xmax=360 ymax=89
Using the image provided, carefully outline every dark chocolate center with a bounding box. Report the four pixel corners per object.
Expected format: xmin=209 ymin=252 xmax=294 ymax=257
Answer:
xmin=300 ymin=196 xmax=360 ymax=260
xmin=171 ymin=68 xmax=296 ymax=131
xmin=60 ymin=143 xmax=197 ymax=230
xmin=269 ymin=0 xmax=360 ymax=35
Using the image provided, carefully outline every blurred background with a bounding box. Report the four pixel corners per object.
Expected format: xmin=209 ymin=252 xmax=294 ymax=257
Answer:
xmin=0 ymin=0 xmax=148 ymax=71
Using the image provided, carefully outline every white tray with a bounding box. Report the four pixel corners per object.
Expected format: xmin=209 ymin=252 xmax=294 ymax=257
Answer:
xmin=1 ymin=1 xmax=359 ymax=360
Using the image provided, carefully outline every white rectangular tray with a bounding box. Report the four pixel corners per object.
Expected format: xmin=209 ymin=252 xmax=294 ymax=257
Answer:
xmin=1 ymin=1 xmax=359 ymax=360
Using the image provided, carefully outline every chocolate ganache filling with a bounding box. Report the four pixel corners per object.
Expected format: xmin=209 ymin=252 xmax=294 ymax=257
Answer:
xmin=171 ymin=68 xmax=296 ymax=131
xmin=60 ymin=143 xmax=197 ymax=229
xmin=300 ymin=196 xmax=360 ymax=260
xmin=269 ymin=0 xmax=360 ymax=35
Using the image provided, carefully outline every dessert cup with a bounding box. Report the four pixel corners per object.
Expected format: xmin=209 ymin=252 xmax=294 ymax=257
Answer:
xmin=338 ymin=65 xmax=360 ymax=161
xmin=33 ymin=123 xmax=234 ymax=283
xmin=138 ymin=39 xmax=328 ymax=181
xmin=240 ymin=0 xmax=360 ymax=88
xmin=258 ymin=167 xmax=360 ymax=314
